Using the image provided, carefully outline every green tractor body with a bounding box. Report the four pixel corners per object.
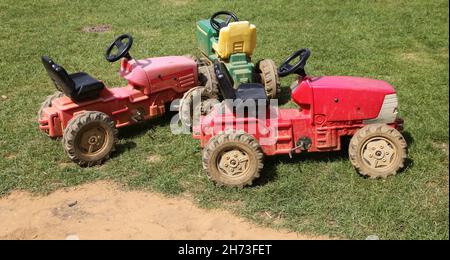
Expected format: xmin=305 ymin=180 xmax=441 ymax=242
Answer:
xmin=195 ymin=16 xmax=277 ymax=94
xmin=196 ymin=19 xmax=254 ymax=88
xmin=196 ymin=19 xmax=218 ymax=61
xmin=180 ymin=12 xmax=280 ymax=129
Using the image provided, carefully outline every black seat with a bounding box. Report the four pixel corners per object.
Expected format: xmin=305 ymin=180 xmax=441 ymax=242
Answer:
xmin=213 ymin=60 xmax=267 ymax=101
xmin=235 ymin=83 xmax=268 ymax=101
xmin=41 ymin=56 xmax=105 ymax=101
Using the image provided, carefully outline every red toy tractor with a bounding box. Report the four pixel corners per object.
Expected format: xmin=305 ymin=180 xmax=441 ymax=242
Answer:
xmin=38 ymin=34 xmax=199 ymax=166
xmin=195 ymin=48 xmax=407 ymax=187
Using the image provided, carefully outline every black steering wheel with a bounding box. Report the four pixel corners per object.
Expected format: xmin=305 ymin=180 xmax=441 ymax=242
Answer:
xmin=278 ymin=48 xmax=311 ymax=77
xmin=210 ymin=11 xmax=239 ymax=32
xmin=105 ymin=34 xmax=134 ymax=62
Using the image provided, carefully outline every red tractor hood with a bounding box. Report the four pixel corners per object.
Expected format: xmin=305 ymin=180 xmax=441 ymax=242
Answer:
xmin=293 ymin=76 xmax=397 ymax=122
xmin=309 ymin=76 xmax=395 ymax=93
xmin=121 ymin=56 xmax=198 ymax=95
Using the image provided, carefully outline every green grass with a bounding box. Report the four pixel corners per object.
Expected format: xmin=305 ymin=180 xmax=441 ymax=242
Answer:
xmin=0 ymin=0 xmax=448 ymax=240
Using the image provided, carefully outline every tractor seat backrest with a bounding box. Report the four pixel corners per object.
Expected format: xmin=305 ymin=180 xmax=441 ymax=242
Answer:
xmin=214 ymin=60 xmax=267 ymax=102
xmin=41 ymin=56 xmax=105 ymax=101
xmin=213 ymin=60 xmax=236 ymax=99
xmin=213 ymin=21 xmax=256 ymax=60
xmin=41 ymin=56 xmax=76 ymax=96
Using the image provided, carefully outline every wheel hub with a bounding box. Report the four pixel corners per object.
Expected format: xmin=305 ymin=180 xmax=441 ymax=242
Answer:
xmin=88 ymin=136 xmax=99 ymax=145
xmin=218 ymin=150 xmax=249 ymax=177
xmin=79 ymin=126 xmax=107 ymax=155
xmin=362 ymin=138 xmax=395 ymax=169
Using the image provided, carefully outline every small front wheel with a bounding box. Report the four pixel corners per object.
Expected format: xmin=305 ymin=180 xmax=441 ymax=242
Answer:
xmin=349 ymin=124 xmax=407 ymax=178
xmin=256 ymin=59 xmax=280 ymax=99
xmin=63 ymin=111 xmax=118 ymax=167
xmin=202 ymin=130 xmax=264 ymax=187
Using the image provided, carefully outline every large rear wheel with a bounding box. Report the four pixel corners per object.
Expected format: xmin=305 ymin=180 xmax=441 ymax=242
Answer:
xmin=63 ymin=111 xmax=118 ymax=167
xmin=198 ymin=64 xmax=219 ymax=97
xmin=179 ymin=86 xmax=217 ymax=129
xmin=256 ymin=59 xmax=280 ymax=99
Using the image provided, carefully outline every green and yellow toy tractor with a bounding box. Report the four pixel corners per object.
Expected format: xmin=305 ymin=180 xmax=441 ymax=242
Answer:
xmin=195 ymin=11 xmax=280 ymax=98
xmin=179 ymin=11 xmax=280 ymax=128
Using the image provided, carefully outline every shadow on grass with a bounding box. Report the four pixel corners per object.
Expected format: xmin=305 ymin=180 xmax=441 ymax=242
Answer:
xmin=111 ymin=109 xmax=176 ymax=158
xmin=253 ymin=132 xmax=415 ymax=186
xmin=398 ymin=130 xmax=415 ymax=174
xmin=254 ymin=148 xmax=349 ymax=187
xmin=117 ymin=112 xmax=174 ymax=139
xmin=402 ymin=131 xmax=415 ymax=146
xmin=111 ymin=141 xmax=137 ymax=159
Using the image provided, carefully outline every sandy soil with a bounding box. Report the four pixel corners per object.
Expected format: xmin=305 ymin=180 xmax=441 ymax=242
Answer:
xmin=0 ymin=181 xmax=326 ymax=240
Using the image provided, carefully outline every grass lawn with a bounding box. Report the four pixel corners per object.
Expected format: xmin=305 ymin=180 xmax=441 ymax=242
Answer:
xmin=0 ymin=0 xmax=448 ymax=239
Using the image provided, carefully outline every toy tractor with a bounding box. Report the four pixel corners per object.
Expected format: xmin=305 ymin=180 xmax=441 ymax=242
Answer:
xmin=38 ymin=34 xmax=201 ymax=166
xmin=195 ymin=48 xmax=407 ymax=187
xmin=195 ymin=11 xmax=280 ymax=98
xmin=178 ymin=11 xmax=281 ymax=128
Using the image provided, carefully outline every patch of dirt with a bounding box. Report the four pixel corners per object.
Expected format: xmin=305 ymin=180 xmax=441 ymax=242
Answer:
xmin=82 ymin=24 xmax=112 ymax=33
xmin=58 ymin=162 xmax=73 ymax=168
xmin=400 ymin=51 xmax=434 ymax=64
xmin=0 ymin=182 xmax=328 ymax=240
xmin=433 ymin=142 xmax=449 ymax=157
xmin=147 ymin=154 xmax=162 ymax=164
xmin=4 ymin=154 xmax=16 ymax=160
xmin=401 ymin=52 xmax=420 ymax=61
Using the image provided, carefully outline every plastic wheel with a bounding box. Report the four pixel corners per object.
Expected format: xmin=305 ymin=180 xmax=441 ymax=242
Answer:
xmin=202 ymin=129 xmax=264 ymax=187
xmin=63 ymin=111 xmax=118 ymax=167
xmin=256 ymin=59 xmax=280 ymax=99
xmin=349 ymin=124 xmax=407 ymax=178
xmin=179 ymin=87 xmax=216 ymax=129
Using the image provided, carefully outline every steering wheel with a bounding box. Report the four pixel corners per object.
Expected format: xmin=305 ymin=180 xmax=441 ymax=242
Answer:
xmin=277 ymin=48 xmax=311 ymax=77
xmin=105 ymin=34 xmax=134 ymax=62
xmin=210 ymin=11 xmax=239 ymax=32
